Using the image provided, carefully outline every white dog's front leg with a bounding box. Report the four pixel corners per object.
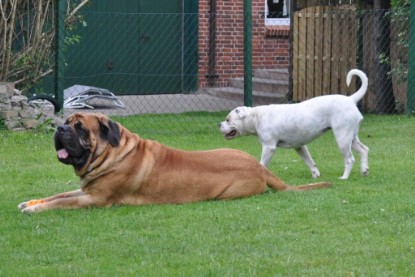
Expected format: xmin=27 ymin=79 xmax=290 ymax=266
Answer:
xmin=295 ymin=146 xmax=320 ymax=178
xmin=260 ymin=144 xmax=276 ymax=167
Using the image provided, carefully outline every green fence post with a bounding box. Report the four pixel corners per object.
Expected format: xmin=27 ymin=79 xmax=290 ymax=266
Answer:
xmin=54 ymin=0 xmax=65 ymax=111
xmin=407 ymin=2 xmax=415 ymax=115
xmin=244 ymin=0 xmax=252 ymax=107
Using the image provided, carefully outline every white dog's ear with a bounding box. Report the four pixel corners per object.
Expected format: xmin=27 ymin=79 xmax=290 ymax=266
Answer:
xmin=235 ymin=107 xmax=249 ymax=119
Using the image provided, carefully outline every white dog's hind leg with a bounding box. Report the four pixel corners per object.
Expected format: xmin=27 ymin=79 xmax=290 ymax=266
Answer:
xmin=295 ymin=146 xmax=320 ymax=178
xmin=333 ymin=125 xmax=358 ymax=179
xmin=352 ymin=137 xmax=369 ymax=176
xmin=260 ymin=144 xmax=276 ymax=167
xmin=338 ymin=144 xmax=355 ymax=180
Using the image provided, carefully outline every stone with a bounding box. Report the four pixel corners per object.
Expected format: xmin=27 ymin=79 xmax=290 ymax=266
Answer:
xmin=5 ymin=119 xmax=21 ymax=129
xmin=11 ymin=95 xmax=27 ymax=106
xmin=18 ymin=110 xmax=33 ymax=118
xmin=0 ymin=103 xmax=11 ymax=110
xmin=23 ymin=119 xmax=38 ymax=129
xmin=0 ymin=83 xmax=14 ymax=100
xmin=21 ymin=101 xmax=30 ymax=109
xmin=0 ymin=110 xmax=19 ymax=120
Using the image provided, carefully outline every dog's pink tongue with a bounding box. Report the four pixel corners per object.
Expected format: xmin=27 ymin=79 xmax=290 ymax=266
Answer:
xmin=57 ymin=148 xmax=69 ymax=159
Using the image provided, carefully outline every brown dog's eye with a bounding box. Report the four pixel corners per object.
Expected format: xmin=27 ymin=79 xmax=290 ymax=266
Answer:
xmin=75 ymin=121 xmax=89 ymax=138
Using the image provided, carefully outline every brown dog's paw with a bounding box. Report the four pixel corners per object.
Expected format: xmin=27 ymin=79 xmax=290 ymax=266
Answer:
xmin=27 ymin=199 xmax=45 ymax=206
xmin=18 ymin=201 xmax=29 ymax=210
xmin=18 ymin=199 xmax=45 ymax=211
xmin=21 ymin=205 xmax=39 ymax=214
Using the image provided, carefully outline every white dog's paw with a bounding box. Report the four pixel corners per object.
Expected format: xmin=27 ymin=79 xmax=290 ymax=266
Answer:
xmin=339 ymin=175 xmax=349 ymax=180
xmin=311 ymin=168 xmax=320 ymax=178
xmin=361 ymin=167 xmax=369 ymax=176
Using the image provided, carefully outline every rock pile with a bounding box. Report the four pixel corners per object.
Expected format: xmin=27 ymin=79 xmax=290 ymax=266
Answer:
xmin=0 ymin=82 xmax=39 ymax=131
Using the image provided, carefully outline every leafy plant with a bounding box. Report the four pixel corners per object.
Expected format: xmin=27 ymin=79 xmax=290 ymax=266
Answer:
xmin=382 ymin=0 xmax=409 ymax=83
xmin=34 ymin=113 xmax=56 ymax=133
xmin=0 ymin=0 xmax=90 ymax=93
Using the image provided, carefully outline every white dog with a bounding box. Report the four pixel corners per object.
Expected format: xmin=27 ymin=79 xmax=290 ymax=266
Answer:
xmin=219 ymin=69 xmax=369 ymax=180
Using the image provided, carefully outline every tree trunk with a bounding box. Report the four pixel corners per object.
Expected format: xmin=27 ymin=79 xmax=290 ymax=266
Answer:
xmin=373 ymin=0 xmax=396 ymax=113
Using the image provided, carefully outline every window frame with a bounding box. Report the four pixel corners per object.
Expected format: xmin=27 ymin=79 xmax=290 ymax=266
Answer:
xmin=264 ymin=0 xmax=290 ymax=26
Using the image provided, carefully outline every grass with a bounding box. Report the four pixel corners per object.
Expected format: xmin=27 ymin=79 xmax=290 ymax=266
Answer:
xmin=0 ymin=113 xmax=414 ymax=276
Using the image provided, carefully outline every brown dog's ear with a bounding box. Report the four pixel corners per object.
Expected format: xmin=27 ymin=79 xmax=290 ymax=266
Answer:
xmin=98 ymin=117 xmax=121 ymax=147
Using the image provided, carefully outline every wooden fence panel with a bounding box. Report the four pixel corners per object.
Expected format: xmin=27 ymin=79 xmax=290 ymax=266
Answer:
xmin=293 ymin=5 xmax=358 ymax=101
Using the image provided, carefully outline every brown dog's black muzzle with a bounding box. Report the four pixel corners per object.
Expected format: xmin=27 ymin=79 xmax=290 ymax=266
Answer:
xmin=57 ymin=125 xmax=70 ymax=134
xmin=54 ymin=125 xmax=76 ymax=152
xmin=54 ymin=124 xmax=90 ymax=169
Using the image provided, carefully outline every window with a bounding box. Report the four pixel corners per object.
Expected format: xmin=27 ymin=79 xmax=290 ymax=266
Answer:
xmin=265 ymin=0 xmax=290 ymax=26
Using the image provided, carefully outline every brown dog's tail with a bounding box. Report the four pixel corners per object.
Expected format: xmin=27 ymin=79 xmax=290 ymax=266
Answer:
xmin=265 ymin=168 xmax=331 ymax=191
xmin=284 ymin=182 xmax=332 ymax=191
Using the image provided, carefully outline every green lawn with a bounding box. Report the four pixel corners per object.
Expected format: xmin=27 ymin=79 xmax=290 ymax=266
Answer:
xmin=0 ymin=113 xmax=414 ymax=276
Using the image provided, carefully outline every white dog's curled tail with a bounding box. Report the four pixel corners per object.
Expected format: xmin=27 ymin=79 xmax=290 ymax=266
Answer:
xmin=347 ymin=69 xmax=368 ymax=104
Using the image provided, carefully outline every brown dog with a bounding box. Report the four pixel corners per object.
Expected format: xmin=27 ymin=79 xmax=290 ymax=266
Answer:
xmin=18 ymin=112 xmax=331 ymax=213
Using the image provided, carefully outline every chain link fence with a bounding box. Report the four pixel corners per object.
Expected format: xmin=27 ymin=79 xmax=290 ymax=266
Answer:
xmin=0 ymin=2 xmax=410 ymax=137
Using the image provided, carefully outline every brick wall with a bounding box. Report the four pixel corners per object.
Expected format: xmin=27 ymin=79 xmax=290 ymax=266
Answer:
xmin=198 ymin=0 xmax=290 ymax=89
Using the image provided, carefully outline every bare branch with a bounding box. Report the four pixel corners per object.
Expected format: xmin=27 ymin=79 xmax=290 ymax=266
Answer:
xmin=0 ymin=0 xmax=88 ymax=92
xmin=66 ymin=0 xmax=89 ymax=23
xmin=2 ymin=0 xmax=18 ymax=80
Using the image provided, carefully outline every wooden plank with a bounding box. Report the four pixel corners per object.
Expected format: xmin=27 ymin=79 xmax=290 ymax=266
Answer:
xmin=337 ymin=10 xmax=350 ymax=94
xmin=298 ymin=10 xmax=307 ymax=101
xmin=330 ymin=9 xmax=340 ymax=94
xmin=347 ymin=10 xmax=357 ymax=94
xmin=363 ymin=12 xmax=376 ymax=111
xmin=306 ymin=7 xmax=316 ymax=98
xmin=322 ymin=6 xmax=332 ymax=95
xmin=339 ymin=6 xmax=358 ymax=95
xmin=293 ymin=11 xmax=300 ymax=101
xmin=313 ymin=6 xmax=323 ymax=97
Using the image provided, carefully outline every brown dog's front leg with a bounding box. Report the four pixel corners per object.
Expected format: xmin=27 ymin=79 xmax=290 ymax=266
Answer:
xmin=18 ymin=189 xmax=84 ymax=210
xmin=42 ymin=189 xmax=85 ymax=202
xmin=19 ymin=190 xmax=98 ymax=213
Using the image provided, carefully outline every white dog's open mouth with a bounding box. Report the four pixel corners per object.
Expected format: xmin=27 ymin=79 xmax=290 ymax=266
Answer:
xmin=225 ymin=130 xmax=238 ymax=139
